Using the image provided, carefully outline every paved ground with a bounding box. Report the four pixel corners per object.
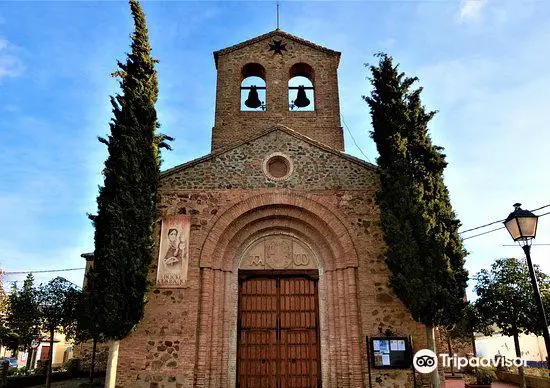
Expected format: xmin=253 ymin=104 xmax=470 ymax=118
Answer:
xmin=444 ymin=379 xmax=519 ymax=387
xmin=24 ymin=378 xmax=522 ymax=388
xmin=27 ymin=379 xmax=517 ymax=388
xmin=27 ymin=378 xmax=104 ymax=388
xmin=26 ymin=378 xmax=518 ymax=388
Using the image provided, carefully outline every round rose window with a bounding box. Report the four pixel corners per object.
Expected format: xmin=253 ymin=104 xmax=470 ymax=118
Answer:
xmin=263 ymin=153 xmax=293 ymax=181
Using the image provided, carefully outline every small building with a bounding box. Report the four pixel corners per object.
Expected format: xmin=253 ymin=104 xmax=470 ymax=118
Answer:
xmin=476 ymin=332 xmax=548 ymax=364
xmin=33 ymin=332 xmax=73 ymax=369
xmin=0 ymin=331 xmax=73 ymax=369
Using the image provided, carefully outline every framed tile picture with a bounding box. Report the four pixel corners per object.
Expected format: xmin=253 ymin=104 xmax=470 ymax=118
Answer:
xmin=156 ymin=215 xmax=190 ymax=287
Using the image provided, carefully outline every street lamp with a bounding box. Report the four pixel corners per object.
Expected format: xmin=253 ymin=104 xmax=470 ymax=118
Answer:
xmin=504 ymin=203 xmax=550 ymax=365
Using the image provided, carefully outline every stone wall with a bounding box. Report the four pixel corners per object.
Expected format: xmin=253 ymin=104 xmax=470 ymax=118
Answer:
xmin=162 ymin=127 xmax=375 ymax=192
xmin=73 ymin=342 xmax=109 ymax=373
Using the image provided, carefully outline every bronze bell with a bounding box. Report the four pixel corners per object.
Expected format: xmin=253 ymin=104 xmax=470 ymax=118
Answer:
xmin=245 ymin=86 xmax=262 ymax=109
xmin=293 ymin=85 xmax=310 ymax=108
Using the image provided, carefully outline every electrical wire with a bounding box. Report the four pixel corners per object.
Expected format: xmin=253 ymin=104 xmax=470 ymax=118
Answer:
xmin=462 ymin=226 xmax=506 ymax=241
xmin=341 ymin=114 xmax=372 ymax=163
xmin=461 ymin=208 xmax=550 ymax=241
xmin=3 ymin=268 xmax=85 ymax=275
xmin=336 ymin=115 xmax=550 ymax=243
xmin=459 ymin=218 xmax=505 ymax=235
xmin=459 ymin=204 xmax=550 ymax=235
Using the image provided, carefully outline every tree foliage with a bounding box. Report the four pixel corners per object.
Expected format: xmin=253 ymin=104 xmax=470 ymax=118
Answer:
xmin=363 ymin=53 xmax=468 ymax=327
xmin=37 ymin=277 xmax=80 ymax=339
xmin=0 ymin=271 xmax=20 ymax=353
xmin=473 ymin=257 xmax=550 ymax=337
xmin=474 ymin=257 xmax=549 ymax=388
xmin=36 ymin=277 xmax=80 ymax=388
xmin=443 ymin=303 xmax=492 ymax=342
xmin=6 ymin=274 xmax=40 ymax=351
xmin=86 ymin=0 xmax=171 ymax=341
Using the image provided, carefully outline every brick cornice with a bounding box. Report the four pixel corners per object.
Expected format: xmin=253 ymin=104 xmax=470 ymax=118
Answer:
xmin=213 ymin=29 xmax=341 ymax=68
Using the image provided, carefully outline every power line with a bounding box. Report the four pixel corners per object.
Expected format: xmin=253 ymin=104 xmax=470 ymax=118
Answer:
xmin=341 ymin=114 xmax=372 ymax=163
xmin=459 ymin=218 xmax=505 ymax=235
xmin=459 ymin=204 xmax=550 ymax=235
xmin=531 ymin=204 xmax=550 ymax=212
xmin=462 ymin=226 xmax=506 ymax=241
xmin=3 ymin=268 xmax=85 ymax=276
xmin=502 ymin=244 xmax=550 ymax=246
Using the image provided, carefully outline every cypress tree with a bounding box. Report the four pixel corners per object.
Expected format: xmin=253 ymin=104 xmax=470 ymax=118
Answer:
xmin=364 ymin=54 xmax=468 ymax=387
xmin=87 ymin=0 xmax=171 ymax=341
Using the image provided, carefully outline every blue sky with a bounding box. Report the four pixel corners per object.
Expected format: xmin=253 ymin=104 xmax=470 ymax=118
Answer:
xmin=1 ymin=0 xmax=549 ymax=295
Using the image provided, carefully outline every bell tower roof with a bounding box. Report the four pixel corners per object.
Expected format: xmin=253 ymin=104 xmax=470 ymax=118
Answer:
xmin=213 ymin=29 xmax=341 ymax=68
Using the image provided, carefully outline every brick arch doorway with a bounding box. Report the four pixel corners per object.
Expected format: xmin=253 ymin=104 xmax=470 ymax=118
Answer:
xmin=195 ymin=193 xmax=365 ymax=388
xmin=237 ymin=235 xmax=321 ymax=388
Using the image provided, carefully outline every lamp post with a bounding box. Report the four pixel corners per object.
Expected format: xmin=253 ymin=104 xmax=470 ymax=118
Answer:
xmin=504 ymin=203 xmax=550 ymax=365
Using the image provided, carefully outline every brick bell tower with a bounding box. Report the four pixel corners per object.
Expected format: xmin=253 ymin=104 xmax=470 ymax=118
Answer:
xmin=211 ymin=29 xmax=344 ymax=151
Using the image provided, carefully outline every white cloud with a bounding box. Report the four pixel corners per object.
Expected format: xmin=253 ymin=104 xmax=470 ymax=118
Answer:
xmin=459 ymin=0 xmax=488 ymax=21
xmin=0 ymin=37 xmax=24 ymax=80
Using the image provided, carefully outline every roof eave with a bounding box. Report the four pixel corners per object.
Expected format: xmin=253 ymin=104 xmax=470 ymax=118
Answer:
xmin=160 ymin=125 xmax=378 ymax=179
xmin=213 ymin=29 xmax=341 ymax=69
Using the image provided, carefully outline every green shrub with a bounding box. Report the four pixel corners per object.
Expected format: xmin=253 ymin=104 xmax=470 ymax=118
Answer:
xmin=63 ymin=357 xmax=81 ymax=376
xmin=475 ymin=366 xmax=497 ymax=385
xmin=35 ymin=360 xmax=47 ymax=375
xmin=494 ymin=355 xmax=510 ymax=372
xmin=17 ymin=366 xmax=29 ymax=376
xmin=7 ymin=367 xmax=18 ymax=376
xmin=462 ymin=363 xmax=476 ymax=375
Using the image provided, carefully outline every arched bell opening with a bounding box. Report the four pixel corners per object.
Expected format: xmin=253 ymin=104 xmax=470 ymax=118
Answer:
xmin=289 ymin=63 xmax=315 ymax=111
xmin=241 ymin=63 xmax=266 ymax=111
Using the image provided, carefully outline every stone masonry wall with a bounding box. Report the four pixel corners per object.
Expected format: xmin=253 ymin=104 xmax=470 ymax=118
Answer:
xmin=162 ymin=128 xmax=375 ymax=191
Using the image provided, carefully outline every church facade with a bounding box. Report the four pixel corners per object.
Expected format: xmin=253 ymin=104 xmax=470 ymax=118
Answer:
xmin=114 ymin=30 xmax=429 ymax=388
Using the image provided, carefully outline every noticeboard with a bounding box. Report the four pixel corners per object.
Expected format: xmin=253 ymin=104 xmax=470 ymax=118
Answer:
xmin=369 ymin=337 xmax=412 ymax=369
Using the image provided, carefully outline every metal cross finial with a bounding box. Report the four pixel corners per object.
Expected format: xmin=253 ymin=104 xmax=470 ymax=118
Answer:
xmin=276 ymin=1 xmax=280 ymax=30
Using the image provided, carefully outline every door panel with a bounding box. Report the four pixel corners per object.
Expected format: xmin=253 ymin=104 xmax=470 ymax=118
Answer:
xmin=279 ymin=278 xmax=319 ymax=388
xmin=237 ymin=274 xmax=320 ymax=388
xmin=238 ymin=278 xmax=278 ymax=388
xmin=40 ymin=346 xmax=50 ymax=360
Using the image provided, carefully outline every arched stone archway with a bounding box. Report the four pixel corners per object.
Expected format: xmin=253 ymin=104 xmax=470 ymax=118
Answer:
xmin=194 ymin=192 xmax=365 ymax=388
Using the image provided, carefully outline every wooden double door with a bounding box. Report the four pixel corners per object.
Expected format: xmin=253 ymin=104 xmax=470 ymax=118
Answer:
xmin=237 ymin=272 xmax=321 ymax=388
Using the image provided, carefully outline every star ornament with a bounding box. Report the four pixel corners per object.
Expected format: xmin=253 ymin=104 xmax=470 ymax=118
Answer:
xmin=268 ymin=40 xmax=287 ymax=55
